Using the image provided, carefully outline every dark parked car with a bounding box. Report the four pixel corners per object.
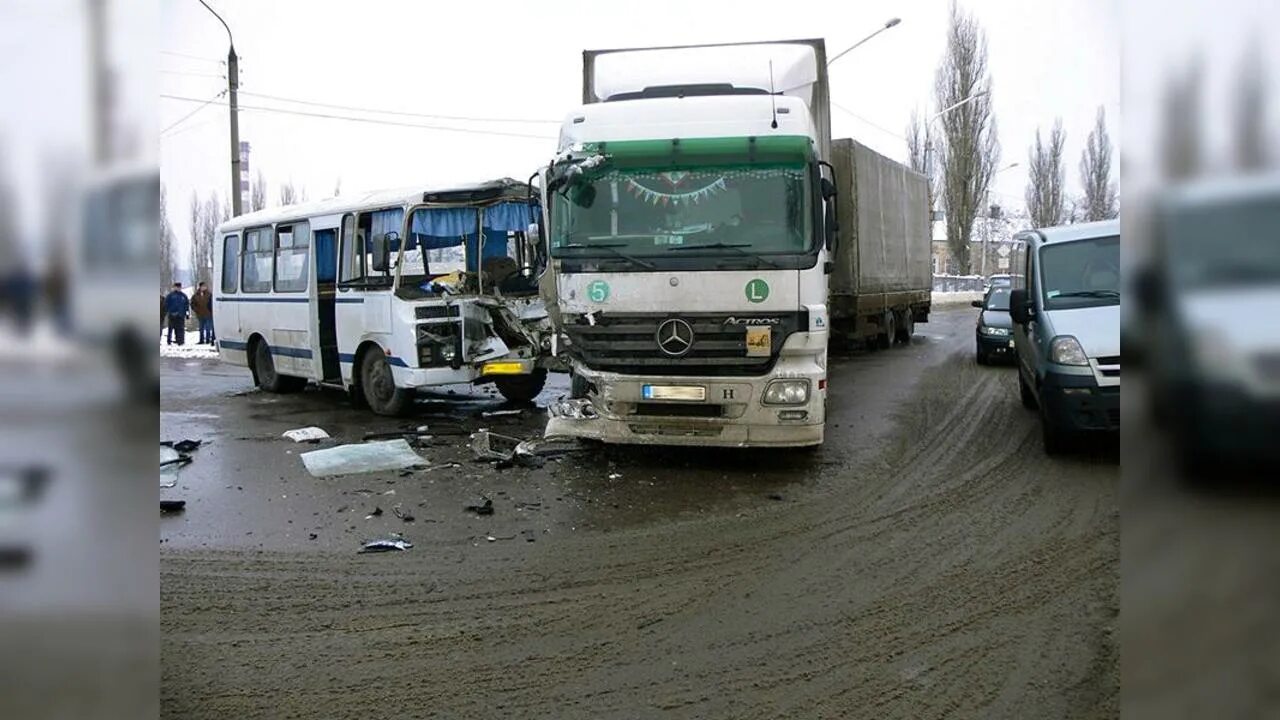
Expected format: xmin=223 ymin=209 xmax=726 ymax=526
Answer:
xmin=973 ymin=287 xmax=1015 ymax=364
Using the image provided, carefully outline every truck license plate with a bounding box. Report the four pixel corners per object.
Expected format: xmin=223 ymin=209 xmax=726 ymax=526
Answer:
xmin=642 ymin=385 xmax=706 ymax=401
xmin=745 ymin=327 xmax=772 ymax=357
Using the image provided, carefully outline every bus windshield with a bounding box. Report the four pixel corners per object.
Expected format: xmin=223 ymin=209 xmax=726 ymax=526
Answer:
xmin=551 ymin=164 xmax=812 ymax=258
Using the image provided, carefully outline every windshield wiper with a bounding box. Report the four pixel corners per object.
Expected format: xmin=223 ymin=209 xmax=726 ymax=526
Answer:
xmin=667 ymin=242 xmax=778 ymax=268
xmin=557 ymin=242 xmax=655 ymax=270
xmin=1054 ymin=290 xmax=1120 ymax=299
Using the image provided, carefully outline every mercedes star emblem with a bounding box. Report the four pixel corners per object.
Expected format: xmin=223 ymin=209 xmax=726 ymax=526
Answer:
xmin=656 ymin=318 xmax=695 ymax=357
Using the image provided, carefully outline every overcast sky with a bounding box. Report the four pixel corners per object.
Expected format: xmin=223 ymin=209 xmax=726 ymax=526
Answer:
xmin=150 ymin=1 xmax=1114 ymax=260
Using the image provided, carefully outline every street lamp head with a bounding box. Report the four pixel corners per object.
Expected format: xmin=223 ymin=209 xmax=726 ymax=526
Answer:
xmin=886 ymin=17 xmax=902 ymax=28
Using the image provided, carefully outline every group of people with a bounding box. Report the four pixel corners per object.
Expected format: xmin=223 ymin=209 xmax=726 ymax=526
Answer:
xmin=163 ymin=282 xmax=215 ymax=346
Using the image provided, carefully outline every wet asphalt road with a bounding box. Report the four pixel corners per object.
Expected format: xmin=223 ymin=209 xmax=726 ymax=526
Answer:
xmin=161 ymin=306 xmax=1119 ymax=718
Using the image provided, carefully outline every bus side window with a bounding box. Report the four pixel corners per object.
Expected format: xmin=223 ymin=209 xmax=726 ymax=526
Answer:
xmin=274 ymin=221 xmax=310 ymax=293
xmin=242 ymin=227 xmax=273 ymax=293
xmin=221 ymin=234 xmax=238 ymax=294
xmin=339 ymin=213 xmax=362 ymax=283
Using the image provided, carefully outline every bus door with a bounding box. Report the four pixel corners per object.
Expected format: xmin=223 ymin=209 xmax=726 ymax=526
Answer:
xmin=270 ymin=221 xmax=313 ymax=377
xmin=312 ymin=222 xmax=341 ymax=382
xmin=217 ymin=232 xmax=241 ymax=340
xmin=336 ymin=209 xmax=401 ymax=384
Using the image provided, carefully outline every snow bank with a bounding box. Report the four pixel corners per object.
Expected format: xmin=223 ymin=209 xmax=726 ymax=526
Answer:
xmin=159 ymin=336 xmax=220 ymax=360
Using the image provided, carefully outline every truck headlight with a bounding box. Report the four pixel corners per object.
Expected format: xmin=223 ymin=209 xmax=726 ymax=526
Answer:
xmin=1049 ymin=335 xmax=1089 ymax=366
xmin=763 ymin=379 xmax=810 ymax=405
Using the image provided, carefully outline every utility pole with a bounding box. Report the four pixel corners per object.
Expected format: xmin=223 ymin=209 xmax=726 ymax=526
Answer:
xmin=228 ymin=46 xmax=242 ymax=216
xmin=87 ymin=0 xmax=111 ymax=166
xmin=198 ymin=0 xmax=241 ymax=216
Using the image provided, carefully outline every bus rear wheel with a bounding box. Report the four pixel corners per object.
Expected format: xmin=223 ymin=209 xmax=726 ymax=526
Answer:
xmin=360 ymin=349 xmax=411 ymax=416
xmin=495 ymin=369 xmax=547 ymax=404
xmin=252 ymin=339 xmax=305 ymax=393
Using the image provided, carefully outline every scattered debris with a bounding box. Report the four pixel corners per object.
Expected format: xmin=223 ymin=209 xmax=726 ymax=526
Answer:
xmin=767 ymin=492 xmax=785 ymax=501
xmin=521 ymin=529 xmax=537 ymax=543
xmin=608 ymin=473 xmax=622 ymax=480
xmin=481 ymin=408 xmax=523 ymax=418
xmin=470 ymin=430 xmax=523 ymax=462
xmin=365 ymin=506 xmax=384 ymax=519
xmin=393 ymin=504 xmax=415 ymax=523
xmin=160 ymin=500 xmax=186 ymax=514
xmin=464 ymin=497 xmax=494 ymax=516
xmin=300 ymin=439 xmax=426 ymax=477
xmin=358 ymin=534 xmax=412 ymax=554
xmin=308 ymin=533 xmax=318 ymax=540
xmin=282 ymin=426 xmax=330 ymax=443
xmin=161 ymin=439 xmax=203 ymax=454
xmin=160 ymin=446 xmax=191 ymax=488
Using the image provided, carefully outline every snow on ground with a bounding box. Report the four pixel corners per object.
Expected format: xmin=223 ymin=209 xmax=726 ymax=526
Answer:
xmin=160 ymin=335 xmax=220 ymax=360
xmin=931 ymin=290 xmax=984 ymax=307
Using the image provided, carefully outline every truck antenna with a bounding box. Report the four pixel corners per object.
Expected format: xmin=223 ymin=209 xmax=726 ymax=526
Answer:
xmin=768 ymin=60 xmax=779 ymax=129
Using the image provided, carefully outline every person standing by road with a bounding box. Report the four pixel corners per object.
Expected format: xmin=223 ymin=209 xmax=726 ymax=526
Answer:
xmin=191 ymin=282 xmax=214 ymax=345
xmin=164 ymin=282 xmax=190 ymax=346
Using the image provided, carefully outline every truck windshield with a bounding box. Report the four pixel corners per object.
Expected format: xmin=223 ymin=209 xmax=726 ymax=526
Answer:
xmin=551 ymin=164 xmax=811 ymax=258
xmin=1039 ymin=235 xmax=1120 ymax=310
xmin=1165 ymin=195 xmax=1280 ymax=288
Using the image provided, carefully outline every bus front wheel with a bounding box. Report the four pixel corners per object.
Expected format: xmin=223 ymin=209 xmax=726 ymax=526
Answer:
xmin=360 ymin=349 xmax=411 ymax=416
xmin=495 ymin=369 xmax=547 ymax=404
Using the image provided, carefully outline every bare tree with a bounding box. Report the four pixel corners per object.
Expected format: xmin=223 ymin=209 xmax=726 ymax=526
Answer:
xmin=1160 ymin=62 xmax=1202 ymax=180
xmin=159 ymin=184 xmax=177 ymax=291
xmin=1233 ymin=38 xmax=1269 ymax=171
xmin=905 ymin=108 xmax=936 ymax=211
xmin=279 ymin=181 xmax=299 ymax=207
xmin=193 ymin=191 xmax=223 ymax=287
xmin=250 ymin=169 xmax=267 ymax=212
xmin=934 ymin=1 xmax=1001 ymax=274
xmin=1079 ymin=107 xmax=1118 ymax=221
xmin=1025 ymin=118 xmax=1067 ymax=227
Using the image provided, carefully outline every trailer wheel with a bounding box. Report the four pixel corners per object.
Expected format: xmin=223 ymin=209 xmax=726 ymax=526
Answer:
xmin=877 ymin=313 xmax=895 ymax=350
xmin=495 ymin=369 xmax=548 ymax=404
xmin=360 ymin=348 xmax=411 ymax=416
xmin=895 ymin=310 xmax=915 ymax=344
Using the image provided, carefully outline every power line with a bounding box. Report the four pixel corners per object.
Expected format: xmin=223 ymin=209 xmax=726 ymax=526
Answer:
xmin=162 ymin=89 xmax=227 ymax=135
xmin=160 ymin=49 xmax=225 ymax=65
xmin=237 ymin=90 xmax=561 ymax=125
xmin=161 ymin=69 xmax=226 ymax=79
xmin=160 ymin=93 xmax=557 ymax=140
xmin=832 ymin=101 xmax=906 ymax=142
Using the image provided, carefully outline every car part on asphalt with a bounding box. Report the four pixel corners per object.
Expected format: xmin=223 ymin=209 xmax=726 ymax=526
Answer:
xmin=282 ymin=427 xmax=330 ymax=443
xmin=464 ymin=497 xmax=494 ymax=516
xmin=357 ymin=534 xmax=413 ymax=553
xmin=299 ymin=439 xmax=426 ymax=477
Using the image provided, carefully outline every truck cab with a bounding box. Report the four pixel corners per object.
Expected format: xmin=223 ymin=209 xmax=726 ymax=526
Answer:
xmin=1010 ymin=220 xmax=1121 ymax=453
xmin=540 ymin=41 xmax=838 ymax=447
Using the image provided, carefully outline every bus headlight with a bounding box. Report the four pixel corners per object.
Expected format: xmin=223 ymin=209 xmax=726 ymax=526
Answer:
xmin=763 ymin=379 xmax=810 ymax=405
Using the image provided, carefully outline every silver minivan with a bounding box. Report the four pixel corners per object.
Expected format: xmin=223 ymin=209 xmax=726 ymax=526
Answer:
xmin=1009 ymin=220 xmax=1120 ymax=453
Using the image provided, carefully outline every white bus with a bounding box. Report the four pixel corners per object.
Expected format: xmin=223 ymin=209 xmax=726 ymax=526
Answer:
xmin=214 ymin=178 xmax=553 ymax=414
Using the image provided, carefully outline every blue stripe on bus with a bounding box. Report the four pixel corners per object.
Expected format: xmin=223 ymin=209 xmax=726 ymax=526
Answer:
xmin=335 ymin=297 xmax=365 ymax=304
xmin=338 ymin=352 xmax=408 ymax=367
xmin=217 ymin=339 xmax=312 ymax=358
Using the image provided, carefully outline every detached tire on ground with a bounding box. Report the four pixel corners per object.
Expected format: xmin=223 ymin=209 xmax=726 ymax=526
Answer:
xmin=252 ymin=339 xmax=306 ymax=393
xmin=360 ymin=348 xmax=412 ymax=416
xmin=495 ymin=369 xmax=548 ymax=403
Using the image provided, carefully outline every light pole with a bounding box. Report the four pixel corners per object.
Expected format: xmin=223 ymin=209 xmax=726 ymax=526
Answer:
xmin=198 ymin=0 xmax=242 ymax=217
xmin=922 ymin=89 xmax=989 ymax=182
xmin=828 ymin=18 xmax=902 ymax=67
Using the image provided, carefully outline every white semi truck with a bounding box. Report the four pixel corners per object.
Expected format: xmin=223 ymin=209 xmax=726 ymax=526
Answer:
xmin=538 ymin=39 xmax=929 ymax=447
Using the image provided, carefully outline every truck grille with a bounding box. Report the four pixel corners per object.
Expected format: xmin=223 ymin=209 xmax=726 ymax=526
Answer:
xmin=564 ymin=311 xmax=807 ymax=376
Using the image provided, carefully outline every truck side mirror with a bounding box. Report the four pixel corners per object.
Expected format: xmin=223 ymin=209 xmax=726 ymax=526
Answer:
xmin=1009 ymin=288 xmax=1032 ymax=324
xmin=824 ymin=204 xmax=839 ymax=251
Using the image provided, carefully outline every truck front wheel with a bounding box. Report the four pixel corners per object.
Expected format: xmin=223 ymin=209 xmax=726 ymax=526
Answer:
xmin=495 ymin=369 xmax=548 ymax=404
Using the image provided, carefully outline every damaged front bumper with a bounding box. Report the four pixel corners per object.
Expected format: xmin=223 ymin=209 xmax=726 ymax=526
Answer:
xmin=545 ymin=360 xmax=826 ymax=448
